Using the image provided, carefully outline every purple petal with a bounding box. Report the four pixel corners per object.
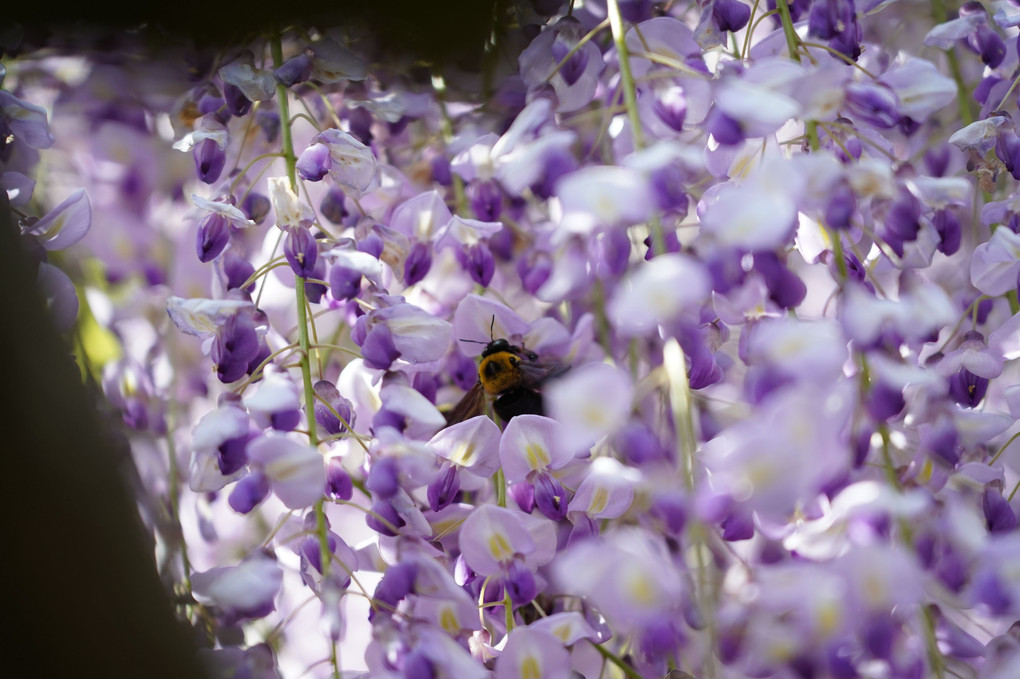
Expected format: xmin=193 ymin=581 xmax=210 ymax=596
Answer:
xmin=459 ymin=505 xmax=535 ymax=575
xmin=246 ymin=434 xmax=325 ymax=509
xmin=196 ymin=213 xmax=230 ymax=263
xmin=284 ymin=225 xmax=319 ymax=278
xmin=36 ymin=262 xmax=79 ymax=332
xmin=194 ymin=137 xmax=226 ymax=184
xmin=296 ymin=142 xmax=331 ymax=182
xmin=713 ymin=0 xmax=751 ymax=32
xmin=23 ymin=189 xmax=91 ymax=251
xmin=228 ymin=471 xmax=270 ymax=513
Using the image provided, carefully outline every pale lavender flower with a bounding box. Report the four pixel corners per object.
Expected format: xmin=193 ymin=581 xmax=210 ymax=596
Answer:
xmin=0 ymin=89 xmax=55 ymax=149
xmin=519 ymin=18 xmax=605 ymax=113
xmin=243 ymin=370 xmax=302 ymax=432
xmin=459 ymin=504 xmax=545 ymax=605
xmin=949 ymin=116 xmax=1009 ymax=153
xmin=971 ymin=226 xmax=1020 ymax=295
xmin=624 ymin=16 xmax=706 ymax=78
xmin=267 ymin=176 xmax=313 ymax=228
xmin=361 ymin=302 xmax=453 ymax=365
xmin=1 ymin=170 xmax=35 ymax=205
xmin=498 ymin=414 xmax=573 ymax=482
xmin=191 ymin=553 xmax=283 ymax=623
xmin=191 ymin=403 xmax=253 ymax=485
xmin=218 ymin=60 xmax=276 ymax=103
xmin=307 ymin=36 xmax=367 ymax=82
xmin=35 ymin=262 xmax=80 ymax=331
xmin=389 ymin=189 xmax=454 ymax=241
xmin=494 ymin=627 xmax=572 ymax=679
xmin=702 ymin=383 xmax=852 ymax=521
xmin=607 ymin=253 xmax=710 ymax=336
xmin=567 ymin=456 xmax=637 ymax=520
xmin=699 ymin=156 xmax=800 ymax=250
xmin=166 ymin=296 xmax=255 ymax=338
xmin=545 ymin=364 xmax=634 ymax=451
xmin=452 ymin=295 xmax=532 ymax=354
xmin=428 ymin=415 xmax=502 ymax=478
xmin=245 ymin=434 xmax=325 ymax=509
xmin=745 ymin=317 xmax=847 ymax=384
xmin=714 ymin=59 xmax=804 ymax=139
xmin=311 ymin=128 xmax=378 ymax=195
xmin=529 ymin=611 xmax=601 ymax=645
xmin=21 ymin=188 xmax=91 ymax=251
xmin=556 ymin=166 xmax=656 ymax=234
xmin=552 ymin=527 xmax=684 ymax=632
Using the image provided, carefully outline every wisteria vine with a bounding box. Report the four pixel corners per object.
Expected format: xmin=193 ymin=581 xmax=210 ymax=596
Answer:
xmin=8 ymin=0 xmax=1020 ymax=677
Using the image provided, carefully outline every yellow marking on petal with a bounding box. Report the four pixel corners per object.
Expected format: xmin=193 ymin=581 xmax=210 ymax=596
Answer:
xmin=625 ymin=572 xmax=656 ymax=606
xmin=525 ymin=442 xmax=550 ymax=470
xmin=451 ymin=441 xmax=475 ymax=467
xmin=582 ymin=405 xmax=605 ymax=427
xmin=730 ymin=153 xmax=756 ymax=180
xmin=595 ymin=195 xmax=616 ymax=220
xmin=766 ymin=638 xmax=795 ymax=662
xmin=817 ymin=601 xmax=842 ymax=639
xmin=916 ymin=458 xmax=933 ymax=484
xmin=552 ymin=624 xmax=570 ymax=643
xmin=861 ymin=571 xmax=886 ymax=608
xmin=588 ymin=487 xmax=609 ymax=515
xmin=488 ymin=532 xmax=514 ymax=561
xmin=520 ymin=655 xmax=541 ymax=679
xmin=439 ymin=606 xmax=459 ymax=634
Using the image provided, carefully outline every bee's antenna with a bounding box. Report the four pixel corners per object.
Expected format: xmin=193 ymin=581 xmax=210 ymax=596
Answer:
xmin=489 ymin=315 xmax=496 ymax=342
xmin=460 ymin=338 xmax=487 ymax=345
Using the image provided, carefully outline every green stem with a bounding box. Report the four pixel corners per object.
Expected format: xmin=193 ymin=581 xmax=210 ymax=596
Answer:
xmin=946 ymin=50 xmax=974 ymax=126
xmin=1008 ymin=290 xmax=1020 ymax=315
xmin=590 ymin=641 xmax=644 ymax=679
xmin=606 ymin=1 xmax=667 ymax=254
xmin=831 ymin=228 xmax=848 ymax=280
xmin=165 ymin=404 xmax=193 ymax=595
xmin=741 ymin=0 xmax=767 ymax=59
xmin=663 ymin=339 xmax=716 ymax=677
xmin=859 ymin=355 xmax=945 ymax=678
xmin=591 ymin=279 xmax=614 ymax=356
xmin=273 ymin=31 xmax=337 ymax=679
xmin=545 ymin=19 xmax=610 ymax=85
xmin=805 ymin=120 xmax=820 ymax=151
xmin=495 ymin=467 xmax=507 ymax=508
xmin=606 ymin=0 xmax=644 ymax=151
xmin=503 ymin=591 xmax=514 ymax=632
xmin=774 ymin=0 xmax=801 ymax=62
xmin=433 ymin=75 xmax=469 ymax=216
xmin=663 ymin=339 xmax=696 ymax=486
xmin=929 ymin=0 xmax=974 ymax=127
xmin=990 ymin=431 xmax=1020 ymax=466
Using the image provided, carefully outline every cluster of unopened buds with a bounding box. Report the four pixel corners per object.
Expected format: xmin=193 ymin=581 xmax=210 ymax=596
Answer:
xmin=11 ymin=0 xmax=1020 ymax=676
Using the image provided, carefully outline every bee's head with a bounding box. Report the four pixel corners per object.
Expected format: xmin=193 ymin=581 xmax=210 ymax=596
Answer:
xmin=481 ymin=338 xmax=514 ymax=358
xmin=478 ymin=350 xmax=523 ymax=395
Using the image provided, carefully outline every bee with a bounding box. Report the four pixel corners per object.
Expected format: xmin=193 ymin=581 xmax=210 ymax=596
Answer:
xmin=445 ymin=324 xmax=567 ymax=426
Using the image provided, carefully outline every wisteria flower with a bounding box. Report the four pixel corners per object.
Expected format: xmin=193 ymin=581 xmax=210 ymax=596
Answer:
xmin=245 ymin=433 xmax=325 ymax=510
xmin=23 ymin=7 xmax=1020 ymax=679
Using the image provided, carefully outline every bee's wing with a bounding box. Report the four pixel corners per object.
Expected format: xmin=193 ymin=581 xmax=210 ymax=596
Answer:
xmin=517 ymin=358 xmax=569 ymax=390
xmin=444 ymin=381 xmax=486 ymax=426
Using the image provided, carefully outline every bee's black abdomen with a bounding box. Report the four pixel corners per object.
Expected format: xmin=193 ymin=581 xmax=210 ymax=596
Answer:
xmin=493 ymin=387 xmax=544 ymax=422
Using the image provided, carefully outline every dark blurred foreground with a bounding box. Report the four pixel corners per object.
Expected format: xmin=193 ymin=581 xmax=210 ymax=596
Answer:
xmin=0 ymin=200 xmax=210 ymax=677
xmin=3 ymin=1 xmax=504 ymax=68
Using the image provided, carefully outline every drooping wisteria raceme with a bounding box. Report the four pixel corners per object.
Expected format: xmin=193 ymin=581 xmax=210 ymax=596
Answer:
xmin=10 ymin=0 xmax=1020 ymax=676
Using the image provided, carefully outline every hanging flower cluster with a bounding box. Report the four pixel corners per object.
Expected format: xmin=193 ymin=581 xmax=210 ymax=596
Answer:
xmin=10 ymin=0 xmax=1020 ymax=676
